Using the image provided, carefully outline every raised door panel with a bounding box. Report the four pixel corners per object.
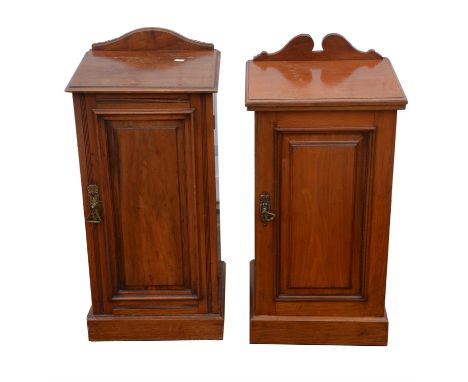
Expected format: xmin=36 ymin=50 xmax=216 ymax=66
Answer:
xmin=92 ymin=108 xmax=203 ymax=314
xmin=283 ymin=140 xmax=355 ymax=290
xmin=107 ymin=120 xmax=189 ymax=290
xmin=276 ymin=130 xmax=373 ymax=300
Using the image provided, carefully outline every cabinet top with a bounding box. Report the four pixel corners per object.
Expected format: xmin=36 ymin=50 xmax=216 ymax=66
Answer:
xmin=246 ymin=34 xmax=407 ymax=110
xmin=65 ymin=28 xmax=220 ymax=93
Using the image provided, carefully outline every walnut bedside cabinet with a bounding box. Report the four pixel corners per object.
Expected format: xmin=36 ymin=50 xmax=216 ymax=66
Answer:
xmin=66 ymin=28 xmax=225 ymax=341
xmin=246 ymin=34 xmax=407 ymax=345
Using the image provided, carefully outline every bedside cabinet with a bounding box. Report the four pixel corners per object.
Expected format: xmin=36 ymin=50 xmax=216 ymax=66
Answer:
xmin=66 ymin=28 xmax=225 ymax=340
xmin=246 ymin=34 xmax=407 ymax=345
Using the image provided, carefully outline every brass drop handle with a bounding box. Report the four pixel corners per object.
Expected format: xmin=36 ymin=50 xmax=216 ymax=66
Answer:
xmin=86 ymin=184 xmax=102 ymax=224
xmin=260 ymin=192 xmax=276 ymax=225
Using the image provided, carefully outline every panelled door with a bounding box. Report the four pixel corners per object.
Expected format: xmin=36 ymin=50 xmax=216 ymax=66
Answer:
xmin=255 ymin=111 xmax=392 ymax=317
xmin=85 ymin=104 xmax=207 ymax=316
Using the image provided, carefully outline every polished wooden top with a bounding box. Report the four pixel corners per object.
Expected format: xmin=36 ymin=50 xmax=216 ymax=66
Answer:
xmin=66 ymin=28 xmax=220 ymax=93
xmin=246 ymin=34 xmax=407 ymax=110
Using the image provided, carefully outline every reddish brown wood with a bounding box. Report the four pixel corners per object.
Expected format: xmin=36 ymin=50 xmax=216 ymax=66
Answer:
xmin=247 ymin=34 xmax=406 ymax=345
xmin=66 ymin=29 xmax=219 ymax=93
xmin=277 ymin=127 xmax=372 ymax=298
xmin=66 ymin=50 xmax=220 ymax=93
xmin=92 ymin=28 xmax=214 ymax=51
xmin=88 ymin=262 xmax=225 ymax=341
xmin=247 ymin=34 xmax=405 ymax=110
xmin=254 ymin=33 xmax=382 ymax=62
xmin=246 ymin=58 xmax=406 ymax=109
xmin=95 ymin=109 xmax=197 ymax=294
xmin=250 ymin=260 xmax=387 ymax=345
xmin=88 ymin=312 xmax=224 ymax=341
xmin=67 ymin=29 xmax=224 ymax=340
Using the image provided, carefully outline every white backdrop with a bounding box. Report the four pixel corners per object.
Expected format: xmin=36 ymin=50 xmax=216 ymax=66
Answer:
xmin=1 ymin=1 xmax=467 ymax=381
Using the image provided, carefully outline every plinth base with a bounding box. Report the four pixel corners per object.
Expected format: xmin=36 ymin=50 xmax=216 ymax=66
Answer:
xmin=87 ymin=262 xmax=225 ymax=341
xmin=250 ymin=261 xmax=387 ymax=345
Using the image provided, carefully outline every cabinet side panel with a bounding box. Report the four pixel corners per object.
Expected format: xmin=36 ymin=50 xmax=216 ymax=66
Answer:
xmin=202 ymin=94 xmax=221 ymax=313
xmin=72 ymin=93 xmax=103 ymax=313
xmin=365 ymin=111 xmax=397 ymax=314
xmin=189 ymin=94 xmax=209 ymax=313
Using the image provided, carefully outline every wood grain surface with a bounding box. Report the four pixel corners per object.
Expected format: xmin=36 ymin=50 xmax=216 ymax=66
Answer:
xmin=248 ymin=34 xmax=406 ymax=345
xmin=67 ymin=29 xmax=224 ymax=340
xmin=66 ymin=28 xmax=220 ymax=93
